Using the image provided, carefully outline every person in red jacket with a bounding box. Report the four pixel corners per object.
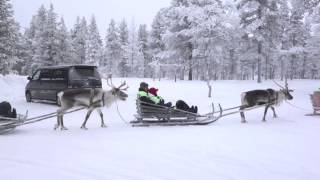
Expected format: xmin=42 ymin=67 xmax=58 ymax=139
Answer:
xmin=148 ymin=87 xmax=172 ymax=107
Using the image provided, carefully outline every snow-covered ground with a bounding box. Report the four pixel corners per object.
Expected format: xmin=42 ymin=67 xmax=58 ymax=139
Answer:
xmin=0 ymin=75 xmax=320 ymax=180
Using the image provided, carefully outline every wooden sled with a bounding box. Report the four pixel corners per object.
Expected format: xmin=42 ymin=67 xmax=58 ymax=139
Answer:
xmin=131 ymin=99 xmax=221 ymax=127
xmin=306 ymin=92 xmax=320 ymax=116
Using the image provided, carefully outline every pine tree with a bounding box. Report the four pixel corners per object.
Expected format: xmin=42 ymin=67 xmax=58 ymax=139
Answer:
xmin=287 ymin=0 xmax=308 ymax=79
xmin=46 ymin=4 xmax=59 ymax=65
xmin=149 ymin=8 xmax=170 ymax=79
xmin=103 ymin=19 xmax=121 ymax=75
xmin=22 ymin=15 xmax=38 ymax=74
xmin=0 ymin=0 xmax=20 ymax=75
xmin=238 ymin=0 xmax=280 ymax=83
xmin=306 ymin=4 xmax=320 ymax=79
xmin=56 ymin=17 xmax=72 ymax=65
xmin=128 ymin=19 xmax=140 ymax=77
xmin=137 ymin=24 xmax=151 ymax=78
xmin=32 ymin=5 xmax=48 ymax=69
xmin=162 ymin=0 xmax=228 ymax=80
xmin=86 ymin=15 xmax=102 ymax=66
xmin=71 ymin=17 xmax=88 ymax=64
xmin=118 ymin=19 xmax=130 ymax=77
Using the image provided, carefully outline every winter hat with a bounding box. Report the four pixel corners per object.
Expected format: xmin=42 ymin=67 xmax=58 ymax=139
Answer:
xmin=148 ymin=87 xmax=158 ymax=96
xmin=140 ymin=82 xmax=149 ymax=89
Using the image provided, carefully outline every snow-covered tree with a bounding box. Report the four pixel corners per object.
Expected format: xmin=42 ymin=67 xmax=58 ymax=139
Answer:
xmin=103 ymin=19 xmax=121 ymax=75
xmin=46 ymin=4 xmax=60 ymax=65
xmin=56 ymin=17 xmax=72 ymax=65
xmin=161 ymin=0 xmax=232 ymax=80
xmin=238 ymin=0 xmax=282 ymax=83
xmin=86 ymin=15 xmax=102 ymax=66
xmin=31 ymin=5 xmax=49 ymax=69
xmin=118 ymin=19 xmax=130 ymax=77
xmin=71 ymin=17 xmax=88 ymax=64
xmin=0 ymin=0 xmax=20 ymax=75
xmin=286 ymin=0 xmax=309 ymax=79
xmin=306 ymin=3 xmax=320 ymax=79
xmin=137 ymin=24 xmax=151 ymax=78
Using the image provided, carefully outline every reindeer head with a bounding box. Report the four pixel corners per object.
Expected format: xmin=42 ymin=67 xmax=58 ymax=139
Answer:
xmin=273 ymin=78 xmax=293 ymax=100
xmin=106 ymin=77 xmax=129 ymax=101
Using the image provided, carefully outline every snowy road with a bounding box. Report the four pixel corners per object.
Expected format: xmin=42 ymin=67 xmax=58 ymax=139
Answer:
xmin=1 ymin=75 xmax=320 ymax=180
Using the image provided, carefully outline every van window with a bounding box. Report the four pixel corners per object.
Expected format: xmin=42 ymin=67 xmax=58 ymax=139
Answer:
xmin=70 ymin=67 xmax=100 ymax=80
xmin=52 ymin=69 xmax=67 ymax=80
xmin=40 ymin=69 xmax=52 ymax=80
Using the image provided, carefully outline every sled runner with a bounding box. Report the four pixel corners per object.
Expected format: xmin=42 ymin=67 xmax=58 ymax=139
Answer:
xmin=0 ymin=113 xmax=27 ymax=134
xmin=131 ymin=99 xmax=222 ymax=126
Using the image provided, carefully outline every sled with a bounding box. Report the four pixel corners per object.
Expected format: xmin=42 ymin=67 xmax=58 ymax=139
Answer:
xmin=130 ymin=99 xmax=222 ymax=127
xmin=306 ymin=92 xmax=320 ymax=116
xmin=0 ymin=113 xmax=27 ymax=134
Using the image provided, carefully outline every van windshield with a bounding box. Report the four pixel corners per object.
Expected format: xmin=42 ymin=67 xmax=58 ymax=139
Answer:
xmin=70 ymin=67 xmax=100 ymax=80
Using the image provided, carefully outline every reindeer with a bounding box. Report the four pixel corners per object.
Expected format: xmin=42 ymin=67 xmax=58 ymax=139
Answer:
xmin=54 ymin=78 xmax=128 ymax=130
xmin=240 ymin=79 xmax=293 ymax=123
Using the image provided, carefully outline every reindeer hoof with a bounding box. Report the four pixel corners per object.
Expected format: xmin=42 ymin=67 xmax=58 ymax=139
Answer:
xmin=54 ymin=125 xmax=58 ymax=130
xmin=241 ymin=120 xmax=247 ymax=123
xmin=101 ymin=124 xmax=107 ymax=128
xmin=81 ymin=126 xmax=88 ymax=130
xmin=262 ymin=119 xmax=266 ymax=122
xmin=61 ymin=127 xmax=68 ymax=130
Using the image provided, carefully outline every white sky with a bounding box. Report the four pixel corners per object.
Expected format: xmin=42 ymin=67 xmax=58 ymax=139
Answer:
xmin=11 ymin=0 xmax=172 ymax=34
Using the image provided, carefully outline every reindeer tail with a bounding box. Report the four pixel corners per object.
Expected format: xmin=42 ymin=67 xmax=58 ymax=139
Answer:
xmin=241 ymin=92 xmax=248 ymax=106
xmin=57 ymin=91 xmax=64 ymax=100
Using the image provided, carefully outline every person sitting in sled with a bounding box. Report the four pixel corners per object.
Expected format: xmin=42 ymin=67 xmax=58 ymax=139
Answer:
xmin=148 ymin=87 xmax=172 ymax=107
xmin=137 ymin=82 xmax=198 ymax=113
xmin=0 ymin=101 xmax=17 ymax=119
xmin=137 ymin=82 xmax=172 ymax=108
xmin=137 ymin=82 xmax=156 ymax=104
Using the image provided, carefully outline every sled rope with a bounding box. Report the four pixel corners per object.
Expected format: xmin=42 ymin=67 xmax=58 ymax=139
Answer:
xmin=285 ymin=100 xmax=312 ymax=112
xmin=115 ymin=99 xmax=130 ymax=125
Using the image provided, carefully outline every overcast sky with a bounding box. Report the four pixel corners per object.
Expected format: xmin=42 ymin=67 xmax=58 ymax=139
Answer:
xmin=11 ymin=0 xmax=172 ymax=34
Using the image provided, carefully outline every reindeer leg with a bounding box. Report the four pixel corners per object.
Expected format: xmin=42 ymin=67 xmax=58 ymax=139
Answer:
xmin=97 ymin=108 xmax=106 ymax=128
xmin=263 ymin=105 xmax=269 ymax=122
xmin=54 ymin=110 xmax=60 ymax=130
xmin=56 ymin=108 xmax=68 ymax=130
xmin=81 ymin=108 xmax=94 ymax=130
xmin=60 ymin=115 xmax=68 ymax=130
xmin=270 ymin=106 xmax=277 ymax=118
xmin=240 ymin=107 xmax=246 ymax=123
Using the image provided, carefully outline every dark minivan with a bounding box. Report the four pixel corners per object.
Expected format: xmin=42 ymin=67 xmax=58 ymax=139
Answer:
xmin=25 ymin=65 xmax=102 ymax=104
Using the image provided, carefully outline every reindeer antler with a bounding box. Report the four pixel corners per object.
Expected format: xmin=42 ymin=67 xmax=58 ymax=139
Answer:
xmin=118 ymin=81 xmax=129 ymax=91
xmin=106 ymin=74 xmax=115 ymax=88
xmin=272 ymin=80 xmax=285 ymax=90
xmin=285 ymin=76 xmax=288 ymax=90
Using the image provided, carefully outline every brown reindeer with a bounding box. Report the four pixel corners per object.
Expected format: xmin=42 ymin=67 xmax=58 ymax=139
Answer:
xmin=240 ymin=79 xmax=293 ymax=123
xmin=55 ymin=78 xmax=128 ymax=130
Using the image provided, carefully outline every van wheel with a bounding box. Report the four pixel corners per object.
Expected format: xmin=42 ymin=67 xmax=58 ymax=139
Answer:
xmin=26 ymin=91 xmax=32 ymax=102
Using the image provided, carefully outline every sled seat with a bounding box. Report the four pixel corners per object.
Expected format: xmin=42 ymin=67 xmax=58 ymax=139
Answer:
xmin=134 ymin=99 xmax=198 ymax=122
xmin=310 ymin=92 xmax=320 ymax=114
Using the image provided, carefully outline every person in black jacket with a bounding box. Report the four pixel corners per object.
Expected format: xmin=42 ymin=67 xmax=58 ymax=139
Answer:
xmin=137 ymin=82 xmax=155 ymax=104
xmin=0 ymin=101 xmax=17 ymax=119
